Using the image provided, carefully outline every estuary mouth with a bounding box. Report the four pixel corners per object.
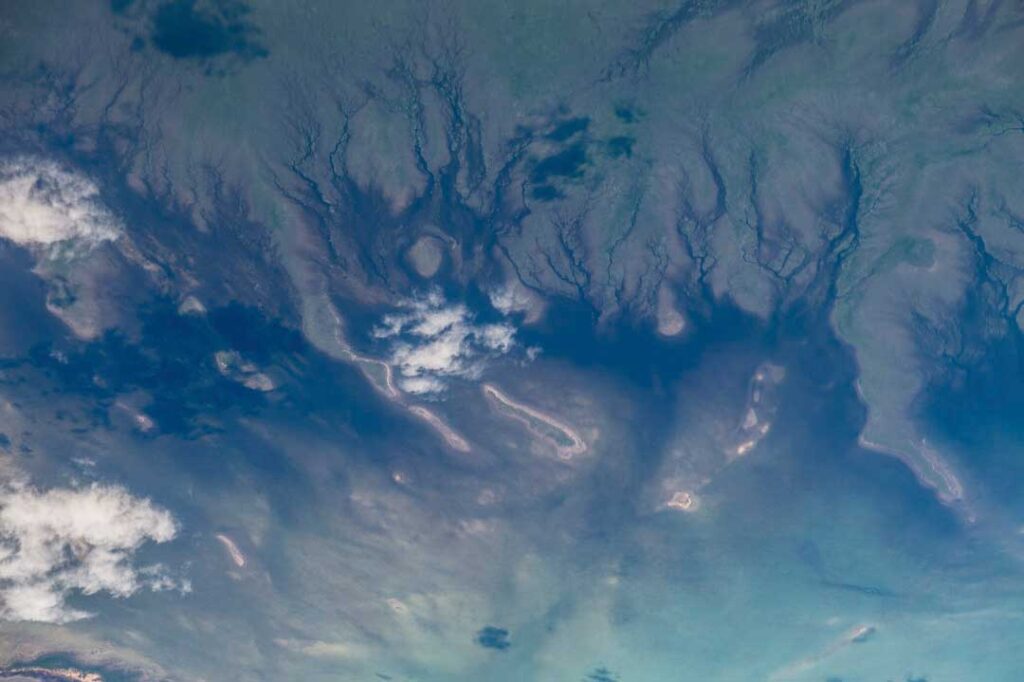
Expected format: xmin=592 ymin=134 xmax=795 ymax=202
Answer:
xmin=2 ymin=1 xmax=1024 ymax=680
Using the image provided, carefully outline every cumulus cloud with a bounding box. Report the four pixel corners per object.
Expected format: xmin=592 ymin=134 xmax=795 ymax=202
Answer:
xmin=488 ymin=282 xmax=547 ymax=324
xmin=0 ymin=483 xmax=179 ymax=623
xmin=488 ymin=285 xmax=531 ymax=316
xmin=0 ymin=158 xmax=120 ymax=256
xmin=374 ymin=293 xmax=517 ymax=394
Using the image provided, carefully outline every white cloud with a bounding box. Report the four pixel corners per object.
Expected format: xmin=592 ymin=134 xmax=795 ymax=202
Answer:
xmin=0 ymin=158 xmax=120 ymax=256
xmin=0 ymin=483 xmax=179 ymax=623
xmin=488 ymin=282 xmax=549 ymax=322
xmin=477 ymin=323 xmax=515 ymax=353
xmin=374 ymin=293 xmax=517 ymax=394
xmin=398 ymin=376 xmax=447 ymax=395
xmin=488 ymin=285 xmax=531 ymax=315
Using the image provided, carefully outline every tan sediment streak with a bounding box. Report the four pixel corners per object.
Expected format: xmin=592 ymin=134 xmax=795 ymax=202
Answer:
xmin=320 ymin=302 xmax=471 ymax=453
xmin=340 ymin=348 xmax=400 ymax=399
xmin=350 ymin=353 xmax=470 ymax=452
xmin=853 ymin=379 xmax=966 ymax=508
xmin=408 ymin=406 xmax=471 ymax=452
xmin=858 ymin=434 xmax=965 ymax=506
xmin=215 ymin=534 xmax=246 ymax=568
xmin=482 ymin=383 xmax=587 ymax=458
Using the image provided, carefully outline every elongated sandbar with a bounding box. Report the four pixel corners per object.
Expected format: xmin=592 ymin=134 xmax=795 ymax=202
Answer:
xmin=216 ymin=533 xmax=247 ymax=568
xmin=408 ymin=406 xmax=471 ymax=452
xmin=482 ymin=384 xmax=586 ymax=458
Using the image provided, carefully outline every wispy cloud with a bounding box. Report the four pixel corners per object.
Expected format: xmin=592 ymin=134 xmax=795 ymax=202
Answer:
xmin=0 ymin=483 xmax=180 ymax=623
xmin=374 ymin=293 xmax=516 ymax=394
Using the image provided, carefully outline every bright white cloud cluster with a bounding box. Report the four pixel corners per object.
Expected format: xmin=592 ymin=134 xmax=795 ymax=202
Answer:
xmin=488 ymin=285 xmax=532 ymax=316
xmin=0 ymin=483 xmax=179 ymax=623
xmin=374 ymin=293 xmax=516 ymax=394
xmin=0 ymin=158 xmax=120 ymax=255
